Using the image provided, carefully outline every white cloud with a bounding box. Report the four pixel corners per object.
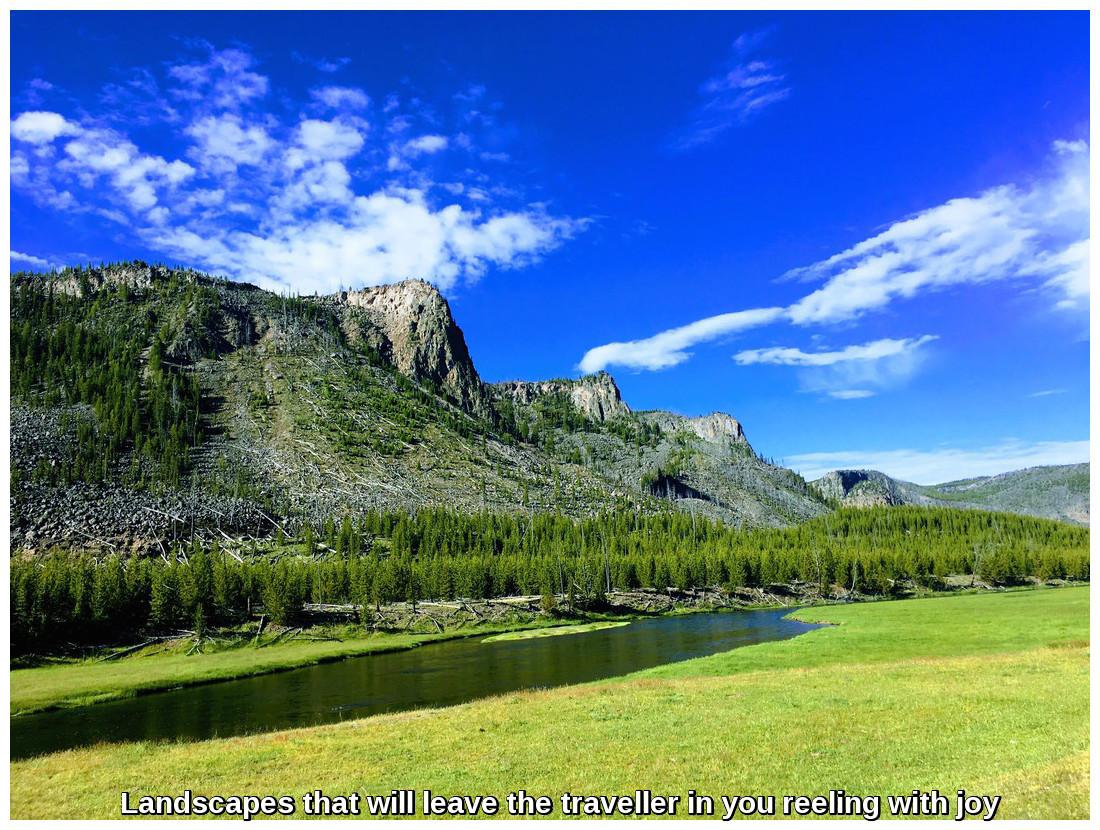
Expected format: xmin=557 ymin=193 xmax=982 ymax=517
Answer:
xmin=734 ymin=335 xmax=938 ymax=367
xmin=578 ymin=307 xmax=786 ymax=373
xmin=11 ymin=46 xmax=582 ymax=296
xmin=292 ymin=51 xmax=350 ymax=74
xmin=735 ymin=335 xmax=939 ymax=399
xmin=59 ymin=127 xmax=194 ymax=213
xmin=312 ymin=85 xmax=369 ymax=110
xmin=386 ymin=135 xmax=448 ymax=172
xmin=1053 ymin=138 xmax=1088 ymax=155
xmin=581 ymin=144 xmax=1089 ymax=372
xmin=150 ymin=190 xmax=582 ymax=294
xmin=271 ymin=120 xmax=365 ymax=213
xmin=168 ymin=47 xmax=268 ymax=109
xmin=273 ymin=160 xmax=354 ymax=213
xmin=786 ymin=147 xmax=1088 ymax=324
xmin=1020 ymin=238 xmax=1089 ymax=311
xmin=1028 ymin=388 xmax=1066 ymax=398
xmin=294 ymin=119 xmax=364 ymax=161
xmin=10 ymin=250 xmax=58 ymax=269
xmin=674 ymin=28 xmax=790 ymax=151
xmin=186 ymin=114 xmax=272 ymax=172
xmin=12 ymin=111 xmax=79 ymax=144
xmin=404 ymin=134 xmax=448 ymax=156
xmin=786 ymin=439 xmax=1090 ymax=485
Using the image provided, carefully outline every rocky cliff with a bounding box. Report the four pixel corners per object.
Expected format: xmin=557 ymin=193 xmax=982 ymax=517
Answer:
xmin=811 ymin=469 xmax=914 ymax=507
xmin=640 ymin=411 xmax=748 ymax=445
xmin=492 ymin=371 xmax=630 ymax=422
xmin=330 ymin=280 xmax=489 ymax=414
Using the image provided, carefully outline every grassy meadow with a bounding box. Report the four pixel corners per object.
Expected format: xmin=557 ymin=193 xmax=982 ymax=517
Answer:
xmin=9 ymin=586 xmax=1088 ymax=819
xmin=480 ymin=620 xmax=631 ymax=643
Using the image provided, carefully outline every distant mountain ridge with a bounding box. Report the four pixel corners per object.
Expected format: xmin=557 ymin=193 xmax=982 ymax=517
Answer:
xmin=811 ymin=464 xmax=1089 ymax=525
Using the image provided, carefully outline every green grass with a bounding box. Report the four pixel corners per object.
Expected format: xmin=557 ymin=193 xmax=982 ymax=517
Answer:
xmin=480 ymin=620 xmax=631 ymax=642
xmin=10 ymin=620 xmax=568 ymax=717
xmin=9 ymin=587 xmax=1088 ymax=819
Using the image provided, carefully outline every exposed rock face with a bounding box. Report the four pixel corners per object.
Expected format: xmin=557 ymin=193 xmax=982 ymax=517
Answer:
xmin=640 ymin=410 xmax=748 ymax=445
xmin=684 ymin=412 xmax=746 ymax=443
xmin=812 ymin=469 xmax=908 ymax=507
xmin=492 ymin=371 xmax=630 ymax=422
xmin=332 ymin=280 xmax=488 ymax=414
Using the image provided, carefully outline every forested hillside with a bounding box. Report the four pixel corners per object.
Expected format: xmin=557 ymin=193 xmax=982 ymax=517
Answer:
xmin=11 ymin=262 xmax=827 ymax=552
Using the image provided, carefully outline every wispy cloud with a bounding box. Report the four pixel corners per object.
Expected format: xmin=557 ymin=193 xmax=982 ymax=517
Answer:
xmin=734 ymin=335 xmax=938 ymax=399
xmin=311 ymin=85 xmax=370 ymax=111
xmin=1028 ymin=388 xmax=1067 ymax=398
xmin=292 ymin=51 xmax=350 ymax=74
xmin=185 ymin=114 xmax=273 ymax=173
xmin=673 ymin=27 xmax=790 ymax=151
xmin=168 ymin=46 xmax=269 ymax=110
xmin=786 ymin=439 xmax=1090 ymax=484
xmin=387 ymin=134 xmax=449 ymax=170
xmin=10 ymin=250 xmax=60 ymax=270
xmin=578 ymin=307 xmax=785 ymax=373
xmin=734 ymin=335 xmax=937 ymax=367
xmin=580 ymin=142 xmax=1089 ymax=373
xmin=11 ymin=44 xmax=584 ymax=295
xmin=784 ymin=143 xmax=1089 ymax=324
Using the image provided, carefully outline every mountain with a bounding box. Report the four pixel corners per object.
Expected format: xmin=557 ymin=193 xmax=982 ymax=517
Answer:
xmin=812 ymin=464 xmax=1090 ymax=525
xmin=11 ymin=262 xmax=828 ymax=551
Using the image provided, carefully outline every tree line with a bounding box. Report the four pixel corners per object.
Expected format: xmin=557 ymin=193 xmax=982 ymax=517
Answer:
xmin=11 ymin=506 xmax=1088 ymax=654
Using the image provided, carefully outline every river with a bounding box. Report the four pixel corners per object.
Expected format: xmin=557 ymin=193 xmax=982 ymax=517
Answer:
xmin=11 ymin=607 xmax=819 ymax=759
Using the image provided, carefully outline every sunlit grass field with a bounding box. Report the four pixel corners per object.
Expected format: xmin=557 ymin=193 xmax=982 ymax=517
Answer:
xmin=480 ymin=620 xmax=630 ymax=642
xmin=10 ymin=587 xmax=1088 ymax=819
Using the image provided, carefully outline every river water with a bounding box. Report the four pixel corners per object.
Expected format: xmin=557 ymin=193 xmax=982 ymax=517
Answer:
xmin=11 ymin=607 xmax=818 ymax=759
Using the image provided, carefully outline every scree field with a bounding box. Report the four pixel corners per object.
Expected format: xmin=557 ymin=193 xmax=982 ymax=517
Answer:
xmin=10 ymin=587 xmax=1089 ymax=820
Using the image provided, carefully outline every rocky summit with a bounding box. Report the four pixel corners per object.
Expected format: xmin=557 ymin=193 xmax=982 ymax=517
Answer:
xmin=327 ymin=280 xmax=489 ymax=416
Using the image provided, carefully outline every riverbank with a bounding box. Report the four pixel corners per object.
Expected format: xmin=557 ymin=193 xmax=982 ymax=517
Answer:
xmin=9 ymin=580 xmax=1078 ymax=717
xmin=10 ymin=616 xmax=598 ymax=717
xmin=10 ymin=586 xmax=1088 ymax=819
xmin=480 ymin=621 xmax=631 ymax=642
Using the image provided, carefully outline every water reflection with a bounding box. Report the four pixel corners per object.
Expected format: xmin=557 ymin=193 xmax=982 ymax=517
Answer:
xmin=11 ymin=607 xmax=818 ymax=759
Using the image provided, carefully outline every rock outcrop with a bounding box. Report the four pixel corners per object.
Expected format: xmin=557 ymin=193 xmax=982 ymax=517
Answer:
xmin=683 ymin=412 xmax=746 ymax=443
xmin=811 ymin=469 xmax=913 ymax=507
xmin=492 ymin=371 xmax=630 ymax=422
xmin=640 ymin=410 xmax=748 ymax=445
xmin=332 ymin=280 xmax=489 ymax=414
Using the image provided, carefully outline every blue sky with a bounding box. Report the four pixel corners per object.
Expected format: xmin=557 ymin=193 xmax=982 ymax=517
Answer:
xmin=10 ymin=11 xmax=1090 ymax=483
